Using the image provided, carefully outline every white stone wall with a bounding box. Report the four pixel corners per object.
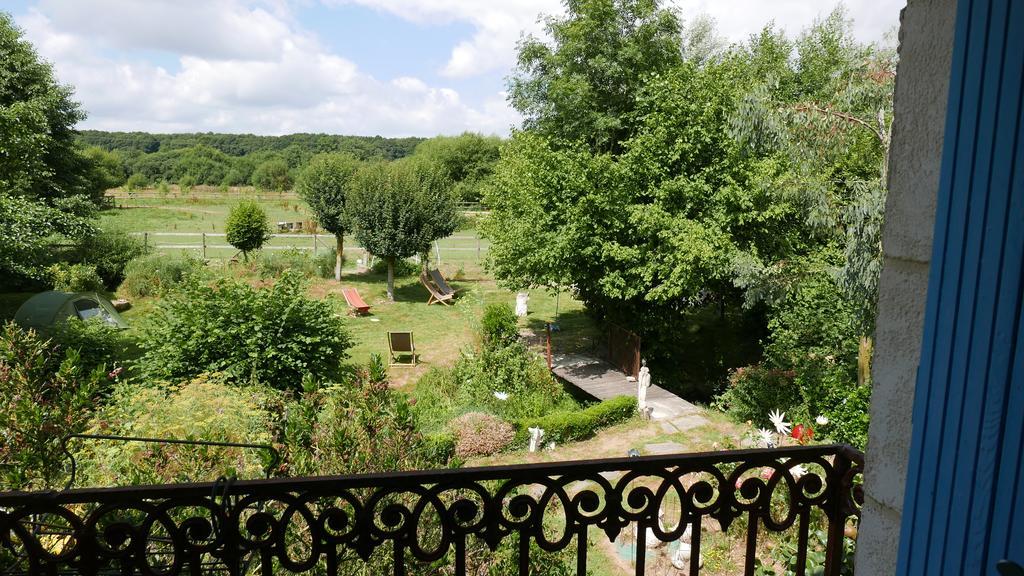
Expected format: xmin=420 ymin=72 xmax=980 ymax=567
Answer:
xmin=855 ymin=1 xmax=957 ymax=574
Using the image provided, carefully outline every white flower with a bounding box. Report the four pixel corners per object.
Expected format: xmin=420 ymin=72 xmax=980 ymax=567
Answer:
xmin=789 ymin=464 xmax=808 ymax=479
xmin=757 ymin=428 xmax=776 ymax=448
xmin=768 ymin=409 xmax=791 ymax=436
xmin=493 ymin=391 xmax=509 ymax=401
xmin=815 ymin=415 xmax=829 ymax=426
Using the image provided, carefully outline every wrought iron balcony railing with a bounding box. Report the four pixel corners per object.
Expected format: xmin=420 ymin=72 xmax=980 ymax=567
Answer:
xmin=0 ymin=444 xmax=863 ymax=576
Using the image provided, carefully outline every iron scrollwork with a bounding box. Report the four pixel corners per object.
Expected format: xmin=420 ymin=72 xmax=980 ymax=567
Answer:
xmin=0 ymin=444 xmax=863 ymax=575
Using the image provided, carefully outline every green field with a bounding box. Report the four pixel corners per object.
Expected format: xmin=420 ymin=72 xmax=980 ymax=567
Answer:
xmin=100 ymin=194 xmax=491 ymax=266
xmin=100 ymin=192 xmax=595 ymax=382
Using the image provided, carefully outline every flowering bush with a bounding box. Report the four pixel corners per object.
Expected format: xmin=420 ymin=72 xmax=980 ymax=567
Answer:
xmin=449 ymin=412 xmax=516 ymax=458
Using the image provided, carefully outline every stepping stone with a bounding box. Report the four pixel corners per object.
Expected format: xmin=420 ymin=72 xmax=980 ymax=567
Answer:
xmin=644 ymin=441 xmax=686 ymax=455
xmin=659 ymin=420 xmax=679 ymax=434
xmin=669 ymin=414 xmax=710 ymax=431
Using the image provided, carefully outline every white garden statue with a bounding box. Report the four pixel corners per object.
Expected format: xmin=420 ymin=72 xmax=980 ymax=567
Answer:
xmin=528 ymin=427 xmax=545 ymax=452
xmin=515 ymin=292 xmax=529 ymax=317
xmin=670 ymin=525 xmax=703 ymax=570
xmin=636 ymin=362 xmax=651 ymax=415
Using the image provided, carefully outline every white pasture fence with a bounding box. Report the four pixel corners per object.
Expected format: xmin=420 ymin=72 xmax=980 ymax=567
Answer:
xmin=131 ymin=232 xmax=488 ymax=265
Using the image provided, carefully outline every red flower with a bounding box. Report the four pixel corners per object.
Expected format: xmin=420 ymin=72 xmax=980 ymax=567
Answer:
xmin=791 ymin=424 xmax=814 ymax=444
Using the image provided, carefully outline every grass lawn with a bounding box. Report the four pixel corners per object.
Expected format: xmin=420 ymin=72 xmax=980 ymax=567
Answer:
xmin=304 ymin=265 xmax=594 ymax=386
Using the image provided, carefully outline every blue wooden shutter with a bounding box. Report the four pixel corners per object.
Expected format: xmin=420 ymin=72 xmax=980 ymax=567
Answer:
xmin=897 ymin=0 xmax=1024 ymax=573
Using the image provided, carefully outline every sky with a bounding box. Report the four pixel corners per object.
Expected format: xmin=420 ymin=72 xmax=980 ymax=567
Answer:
xmin=5 ymin=0 xmax=906 ymax=137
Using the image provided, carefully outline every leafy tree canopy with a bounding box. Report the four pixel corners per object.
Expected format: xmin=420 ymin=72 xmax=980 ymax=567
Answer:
xmin=509 ymin=0 xmax=683 ymax=152
xmin=225 ymin=200 xmax=271 ymax=260
xmin=412 ymin=133 xmax=501 ymax=203
xmin=297 ymin=153 xmax=362 ymax=280
xmin=348 ymin=160 xmax=457 ymax=299
xmin=0 ymin=12 xmax=96 ymax=201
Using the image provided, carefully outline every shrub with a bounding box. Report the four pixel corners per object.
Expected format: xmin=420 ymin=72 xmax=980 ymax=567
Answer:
xmin=251 ymin=159 xmax=292 ymax=192
xmin=73 ymin=373 xmax=277 ymax=486
xmin=0 ymin=322 xmax=106 ymax=490
xmin=73 ymin=229 xmax=150 ymax=289
xmin=51 ymin=317 xmax=135 ymax=376
xmin=314 ymin=251 xmax=343 ymax=278
xmin=715 ymin=365 xmax=803 ymax=428
xmin=156 ymin=180 xmax=171 ymax=196
xmin=481 ymin=302 xmax=518 ymax=347
xmin=225 ymin=200 xmax=271 ymax=261
xmin=370 ymin=256 xmax=417 ymax=277
xmin=178 ymin=174 xmax=196 ymax=193
xmin=138 ymin=271 xmax=351 ymax=391
xmin=257 ymin=249 xmax=316 ymax=278
xmin=421 ymin=432 xmax=459 ymax=467
xmin=822 ymin=383 xmax=871 ymax=449
xmin=124 ymin=173 xmax=148 ymax=191
xmin=282 ymin=358 xmax=449 ymax=475
xmin=411 ymin=315 xmax=578 ymax=435
xmin=449 ymin=412 xmax=516 ymax=458
xmin=119 ymin=253 xmax=205 ymax=298
xmin=515 ymin=396 xmax=637 ymax=445
xmin=47 ymin=262 xmax=105 ymax=292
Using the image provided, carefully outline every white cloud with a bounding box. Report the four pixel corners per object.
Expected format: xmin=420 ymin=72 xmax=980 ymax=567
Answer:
xmin=328 ymin=0 xmax=560 ymax=78
xmin=16 ymin=1 xmax=517 ymax=136
xmin=34 ymin=0 xmax=298 ymax=61
xmin=13 ymin=0 xmax=903 ymax=137
xmin=331 ymin=0 xmax=903 ymax=79
xmin=669 ymin=0 xmax=903 ymax=45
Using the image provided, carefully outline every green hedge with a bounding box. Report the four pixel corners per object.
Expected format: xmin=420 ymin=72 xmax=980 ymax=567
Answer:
xmin=515 ymin=396 xmax=636 ymax=445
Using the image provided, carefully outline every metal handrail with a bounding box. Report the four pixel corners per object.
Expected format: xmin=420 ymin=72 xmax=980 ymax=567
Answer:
xmin=59 ymin=433 xmax=281 ymax=490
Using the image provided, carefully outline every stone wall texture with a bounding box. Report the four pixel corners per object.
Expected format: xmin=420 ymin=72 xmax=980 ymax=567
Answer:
xmin=854 ymin=1 xmax=957 ymax=574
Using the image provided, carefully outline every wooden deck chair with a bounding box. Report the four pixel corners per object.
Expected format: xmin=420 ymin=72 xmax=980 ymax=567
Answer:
xmin=341 ymin=287 xmax=371 ymax=315
xmin=388 ymin=331 xmax=417 ymax=365
xmin=420 ymin=272 xmax=454 ymax=306
xmin=428 ymin=269 xmax=459 ymax=297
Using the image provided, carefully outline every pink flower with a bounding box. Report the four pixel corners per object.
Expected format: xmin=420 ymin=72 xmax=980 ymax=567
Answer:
xmin=108 ymin=366 xmax=123 ymax=379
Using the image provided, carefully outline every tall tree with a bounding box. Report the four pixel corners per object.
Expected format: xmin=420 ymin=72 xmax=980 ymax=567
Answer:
xmin=296 ymin=153 xmax=361 ymax=280
xmin=0 ymin=12 xmax=89 ymax=200
xmin=251 ymin=158 xmax=292 ymax=192
xmin=412 ymin=133 xmax=501 ymax=203
xmin=508 ymin=0 xmax=683 ymax=153
xmin=730 ymin=9 xmax=895 ymax=381
xmin=348 ymin=161 xmax=457 ymax=300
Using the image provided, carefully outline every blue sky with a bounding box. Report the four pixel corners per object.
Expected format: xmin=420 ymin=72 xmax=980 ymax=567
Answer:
xmin=6 ymin=0 xmax=905 ymax=137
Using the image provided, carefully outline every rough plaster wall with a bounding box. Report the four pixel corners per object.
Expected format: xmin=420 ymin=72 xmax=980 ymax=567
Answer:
xmin=854 ymin=0 xmax=956 ymax=574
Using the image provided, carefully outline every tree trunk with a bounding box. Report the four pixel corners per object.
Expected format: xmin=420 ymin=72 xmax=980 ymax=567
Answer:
xmin=386 ymin=257 xmax=395 ymax=301
xmin=857 ymin=335 xmax=874 ymax=386
xmin=334 ymin=233 xmax=344 ymax=281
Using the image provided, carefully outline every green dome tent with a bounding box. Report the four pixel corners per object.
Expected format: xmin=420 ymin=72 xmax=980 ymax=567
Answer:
xmin=14 ymin=291 xmax=127 ymax=331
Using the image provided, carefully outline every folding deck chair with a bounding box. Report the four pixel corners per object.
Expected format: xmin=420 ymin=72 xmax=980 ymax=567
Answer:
xmin=388 ymin=331 xmax=417 ymax=365
xmin=420 ymin=272 xmax=454 ymax=306
xmin=341 ymin=286 xmax=371 ymax=315
xmin=428 ymin=269 xmax=460 ymax=298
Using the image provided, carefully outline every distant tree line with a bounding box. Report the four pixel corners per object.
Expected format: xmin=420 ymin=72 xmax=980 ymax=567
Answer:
xmin=76 ymin=130 xmax=501 ymax=199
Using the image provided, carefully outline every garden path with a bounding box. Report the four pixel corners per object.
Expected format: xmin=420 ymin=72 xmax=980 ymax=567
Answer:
xmin=550 ymin=352 xmax=708 ymax=431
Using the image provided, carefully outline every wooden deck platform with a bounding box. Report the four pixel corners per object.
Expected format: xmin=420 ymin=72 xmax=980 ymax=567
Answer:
xmin=550 ymin=353 xmax=708 ymax=428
